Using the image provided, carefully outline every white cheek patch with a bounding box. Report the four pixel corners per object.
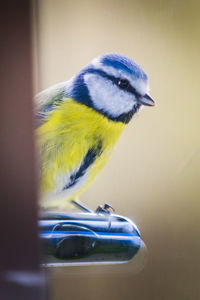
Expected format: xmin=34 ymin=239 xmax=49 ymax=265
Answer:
xmin=84 ymin=73 xmax=136 ymax=117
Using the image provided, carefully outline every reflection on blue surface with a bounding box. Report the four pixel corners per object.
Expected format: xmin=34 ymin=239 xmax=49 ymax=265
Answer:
xmin=39 ymin=211 xmax=144 ymax=266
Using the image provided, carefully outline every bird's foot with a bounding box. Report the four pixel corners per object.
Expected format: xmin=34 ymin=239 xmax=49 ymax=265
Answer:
xmin=95 ymin=203 xmax=115 ymax=215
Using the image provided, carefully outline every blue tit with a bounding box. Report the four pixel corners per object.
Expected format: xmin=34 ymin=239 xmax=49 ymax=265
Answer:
xmin=36 ymin=53 xmax=155 ymax=209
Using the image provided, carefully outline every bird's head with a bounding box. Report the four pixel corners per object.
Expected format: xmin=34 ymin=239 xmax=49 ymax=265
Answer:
xmin=69 ymin=53 xmax=155 ymax=123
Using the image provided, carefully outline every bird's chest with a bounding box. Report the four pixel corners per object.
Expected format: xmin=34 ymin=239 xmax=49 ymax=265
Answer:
xmin=38 ymin=100 xmax=125 ymax=196
xmin=59 ymin=110 xmax=125 ymax=176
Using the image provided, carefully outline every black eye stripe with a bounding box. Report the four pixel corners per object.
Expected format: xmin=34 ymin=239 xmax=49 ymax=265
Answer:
xmin=113 ymin=78 xmax=141 ymax=97
xmin=86 ymin=68 xmax=141 ymax=98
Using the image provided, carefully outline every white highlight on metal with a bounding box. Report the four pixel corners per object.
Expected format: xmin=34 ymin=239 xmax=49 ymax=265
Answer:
xmin=42 ymin=261 xmax=128 ymax=267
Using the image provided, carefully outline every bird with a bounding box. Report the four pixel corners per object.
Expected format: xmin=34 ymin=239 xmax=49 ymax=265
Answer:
xmin=36 ymin=53 xmax=155 ymax=209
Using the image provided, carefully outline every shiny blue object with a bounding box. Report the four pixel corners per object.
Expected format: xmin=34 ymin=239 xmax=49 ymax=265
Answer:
xmin=39 ymin=207 xmax=143 ymax=266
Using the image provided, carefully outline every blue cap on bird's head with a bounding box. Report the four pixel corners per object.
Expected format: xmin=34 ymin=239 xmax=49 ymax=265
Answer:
xmin=100 ymin=53 xmax=148 ymax=80
xmin=70 ymin=53 xmax=155 ymax=123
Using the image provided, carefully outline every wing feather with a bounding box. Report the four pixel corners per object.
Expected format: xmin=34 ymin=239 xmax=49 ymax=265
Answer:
xmin=35 ymin=80 xmax=73 ymax=127
xmin=35 ymin=81 xmax=67 ymax=112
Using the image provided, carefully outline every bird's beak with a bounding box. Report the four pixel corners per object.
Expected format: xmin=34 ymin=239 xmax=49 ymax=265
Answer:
xmin=138 ymin=94 xmax=155 ymax=106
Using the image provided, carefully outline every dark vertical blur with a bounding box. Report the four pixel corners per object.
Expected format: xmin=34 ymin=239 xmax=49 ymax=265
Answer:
xmin=0 ymin=1 xmax=46 ymax=299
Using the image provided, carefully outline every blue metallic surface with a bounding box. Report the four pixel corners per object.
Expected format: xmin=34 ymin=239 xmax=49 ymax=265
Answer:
xmin=39 ymin=211 xmax=143 ymax=265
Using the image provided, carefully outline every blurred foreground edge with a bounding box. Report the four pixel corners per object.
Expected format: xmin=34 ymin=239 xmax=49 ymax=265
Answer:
xmin=0 ymin=1 xmax=47 ymax=299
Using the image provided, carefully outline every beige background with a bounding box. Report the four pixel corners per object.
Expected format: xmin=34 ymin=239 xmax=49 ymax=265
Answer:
xmin=35 ymin=0 xmax=200 ymax=299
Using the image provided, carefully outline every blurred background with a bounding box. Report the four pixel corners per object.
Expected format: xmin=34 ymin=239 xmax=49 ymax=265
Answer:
xmin=34 ymin=0 xmax=200 ymax=299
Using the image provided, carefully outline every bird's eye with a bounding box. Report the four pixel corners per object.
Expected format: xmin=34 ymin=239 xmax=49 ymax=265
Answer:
xmin=117 ymin=79 xmax=130 ymax=90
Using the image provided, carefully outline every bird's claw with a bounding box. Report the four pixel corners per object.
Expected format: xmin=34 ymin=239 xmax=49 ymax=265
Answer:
xmin=95 ymin=203 xmax=115 ymax=215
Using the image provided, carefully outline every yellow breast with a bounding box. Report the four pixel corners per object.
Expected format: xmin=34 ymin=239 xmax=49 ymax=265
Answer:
xmin=37 ymin=98 xmax=126 ymax=206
